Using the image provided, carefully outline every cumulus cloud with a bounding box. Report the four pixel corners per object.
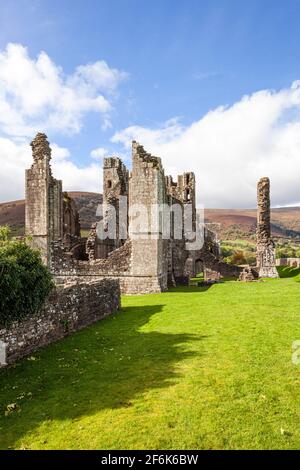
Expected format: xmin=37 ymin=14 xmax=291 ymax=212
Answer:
xmin=0 ymin=43 xmax=126 ymax=201
xmin=0 ymin=43 xmax=128 ymax=136
xmin=90 ymin=147 xmax=108 ymax=160
xmin=112 ymin=82 xmax=300 ymax=208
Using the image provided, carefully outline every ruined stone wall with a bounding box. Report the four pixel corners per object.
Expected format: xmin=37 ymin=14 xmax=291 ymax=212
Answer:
xmin=0 ymin=280 xmax=120 ymax=364
xmin=25 ymin=133 xmax=59 ymax=266
xmin=87 ymin=157 xmax=128 ymax=261
xmin=26 ymin=133 xmax=82 ymax=265
xmin=166 ymin=172 xmax=196 ymax=233
xmin=276 ymin=258 xmax=300 ymax=268
xmin=104 ymin=157 xmax=128 ymax=254
xmin=257 ymin=177 xmax=278 ymax=278
xmin=25 ymin=134 xmax=226 ymax=293
xmin=128 ymin=141 xmax=168 ymax=293
xmin=165 ymin=173 xmax=197 ymax=281
xmin=62 ymin=192 xmax=81 ymax=249
xmin=0 ymin=279 xmax=120 ymax=365
xmin=49 ymin=179 xmax=63 ymax=242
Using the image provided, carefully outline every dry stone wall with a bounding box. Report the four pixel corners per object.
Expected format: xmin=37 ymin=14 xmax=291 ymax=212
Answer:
xmin=0 ymin=279 xmax=120 ymax=365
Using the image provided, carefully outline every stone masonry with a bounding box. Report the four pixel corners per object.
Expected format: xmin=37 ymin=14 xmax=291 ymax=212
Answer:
xmin=26 ymin=133 xmax=82 ymax=266
xmin=256 ymin=177 xmax=279 ymax=278
xmin=0 ymin=279 xmax=120 ymax=365
xmin=25 ymin=133 xmax=245 ymax=294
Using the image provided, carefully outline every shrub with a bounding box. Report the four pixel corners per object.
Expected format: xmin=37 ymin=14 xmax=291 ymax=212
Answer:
xmin=230 ymin=251 xmax=247 ymax=265
xmin=0 ymin=227 xmax=54 ymax=328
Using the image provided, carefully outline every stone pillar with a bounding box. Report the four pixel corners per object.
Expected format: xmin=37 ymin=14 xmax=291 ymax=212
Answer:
xmin=256 ymin=177 xmax=278 ymax=278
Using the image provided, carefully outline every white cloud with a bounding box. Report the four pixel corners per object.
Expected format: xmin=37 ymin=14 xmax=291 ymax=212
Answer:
xmin=0 ymin=137 xmax=101 ymax=202
xmin=51 ymin=143 xmax=70 ymax=161
xmin=52 ymin=159 xmax=102 ymax=194
xmin=0 ymin=42 xmax=125 ymax=202
xmin=0 ymin=43 xmax=128 ymax=137
xmin=90 ymin=147 xmax=108 ymax=160
xmin=112 ymin=82 xmax=300 ymax=208
xmin=0 ymin=137 xmax=31 ymax=202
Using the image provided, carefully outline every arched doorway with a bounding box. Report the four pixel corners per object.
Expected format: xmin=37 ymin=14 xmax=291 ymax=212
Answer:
xmin=195 ymin=258 xmax=204 ymax=280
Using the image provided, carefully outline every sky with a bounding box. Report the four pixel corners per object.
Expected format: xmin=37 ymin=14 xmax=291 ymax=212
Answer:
xmin=1 ymin=0 xmax=300 ymax=207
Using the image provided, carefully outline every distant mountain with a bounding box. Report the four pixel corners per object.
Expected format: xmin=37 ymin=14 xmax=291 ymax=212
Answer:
xmin=205 ymin=207 xmax=300 ymax=241
xmin=1 ymin=192 xmax=299 ymax=241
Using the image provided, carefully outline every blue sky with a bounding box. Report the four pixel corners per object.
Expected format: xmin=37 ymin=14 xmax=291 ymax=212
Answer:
xmin=1 ymin=0 xmax=300 ymax=207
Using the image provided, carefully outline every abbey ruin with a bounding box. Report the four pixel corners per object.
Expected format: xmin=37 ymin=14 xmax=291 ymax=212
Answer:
xmin=25 ymin=132 xmax=278 ymax=295
xmin=0 ymin=133 xmax=279 ymax=365
xmin=25 ymin=133 xmax=250 ymax=294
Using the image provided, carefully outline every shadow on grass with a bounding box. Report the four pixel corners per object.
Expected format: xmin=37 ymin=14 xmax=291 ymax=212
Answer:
xmin=0 ymin=303 xmax=203 ymax=449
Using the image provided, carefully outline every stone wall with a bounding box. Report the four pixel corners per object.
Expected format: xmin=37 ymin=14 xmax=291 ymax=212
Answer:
xmin=25 ymin=133 xmax=81 ymax=266
xmin=0 ymin=279 xmax=120 ymax=365
xmin=25 ymin=133 xmax=54 ymax=265
xmin=128 ymin=141 xmax=168 ymax=293
xmin=276 ymin=258 xmax=300 ymax=268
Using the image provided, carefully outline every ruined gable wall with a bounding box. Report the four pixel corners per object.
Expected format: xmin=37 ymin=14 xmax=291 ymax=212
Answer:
xmin=62 ymin=192 xmax=81 ymax=250
xmin=25 ymin=133 xmax=62 ymax=266
xmin=166 ymin=173 xmax=196 ymax=284
xmin=50 ymin=178 xmax=63 ymax=241
xmin=26 ymin=133 xmax=83 ymax=266
xmin=88 ymin=157 xmax=129 ymax=260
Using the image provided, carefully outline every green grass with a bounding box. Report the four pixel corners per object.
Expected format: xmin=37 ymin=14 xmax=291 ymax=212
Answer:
xmin=1 ymin=276 xmax=300 ymax=450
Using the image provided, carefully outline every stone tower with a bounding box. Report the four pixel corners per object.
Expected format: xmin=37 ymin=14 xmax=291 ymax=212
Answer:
xmin=128 ymin=141 xmax=168 ymax=292
xmin=25 ymin=133 xmax=63 ymax=266
xmin=256 ymin=177 xmax=278 ymax=278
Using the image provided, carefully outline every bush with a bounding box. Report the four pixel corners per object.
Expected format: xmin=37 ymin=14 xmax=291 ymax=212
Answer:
xmin=230 ymin=251 xmax=247 ymax=265
xmin=0 ymin=226 xmax=54 ymax=328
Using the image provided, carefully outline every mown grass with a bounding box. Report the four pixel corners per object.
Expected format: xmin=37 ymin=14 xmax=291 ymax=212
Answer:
xmin=1 ymin=275 xmax=300 ymax=450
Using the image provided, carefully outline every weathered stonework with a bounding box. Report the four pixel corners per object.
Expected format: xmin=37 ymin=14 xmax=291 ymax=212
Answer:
xmin=0 ymin=279 xmax=120 ymax=365
xmin=25 ymin=133 xmax=242 ymax=294
xmin=203 ymin=267 xmax=221 ymax=283
xmin=26 ymin=133 xmax=81 ymax=266
xmin=256 ymin=177 xmax=279 ymax=278
xmin=276 ymin=258 xmax=300 ymax=268
xmin=239 ymin=266 xmax=257 ymax=282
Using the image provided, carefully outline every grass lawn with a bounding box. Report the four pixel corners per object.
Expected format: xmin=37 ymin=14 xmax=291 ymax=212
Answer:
xmin=1 ymin=273 xmax=300 ymax=449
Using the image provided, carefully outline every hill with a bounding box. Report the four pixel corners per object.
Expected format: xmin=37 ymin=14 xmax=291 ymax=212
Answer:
xmin=205 ymin=207 xmax=300 ymax=241
xmin=1 ymin=192 xmax=299 ymax=242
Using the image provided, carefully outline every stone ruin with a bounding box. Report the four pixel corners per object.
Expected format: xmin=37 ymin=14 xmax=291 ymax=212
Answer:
xmin=25 ymin=133 xmax=82 ymax=265
xmin=256 ymin=177 xmax=279 ymax=278
xmin=25 ymin=133 xmax=280 ymax=291
xmin=25 ymin=133 xmax=246 ymax=294
xmin=1 ymin=135 xmax=279 ymax=365
xmin=238 ymin=266 xmax=256 ymax=282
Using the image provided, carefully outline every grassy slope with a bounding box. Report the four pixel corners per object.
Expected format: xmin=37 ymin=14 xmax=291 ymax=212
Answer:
xmin=1 ymin=276 xmax=300 ymax=450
